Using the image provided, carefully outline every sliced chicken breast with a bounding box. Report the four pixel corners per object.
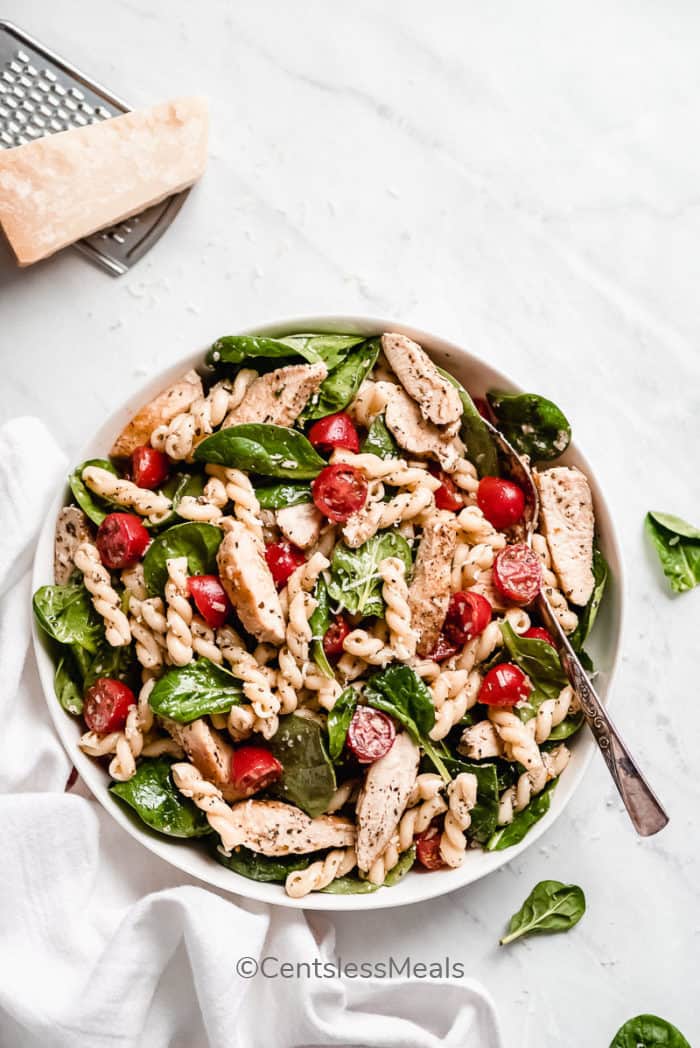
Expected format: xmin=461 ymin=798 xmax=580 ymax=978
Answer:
xmin=408 ymin=511 xmax=457 ymax=656
xmin=276 ymin=503 xmax=323 ymax=550
xmin=224 ymin=799 xmax=355 ymax=855
xmin=381 ymin=333 xmax=462 ymax=427
xmin=160 ymin=716 xmax=242 ymax=802
xmin=458 ymin=720 xmax=504 ymax=761
xmin=535 ymin=467 xmax=595 ymax=606
xmin=217 ymin=522 xmax=286 ymax=644
xmin=222 ymin=363 xmax=327 ymax=428
xmin=110 ymin=370 xmax=203 ymax=458
xmin=384 ymin=386 xmax=464 ymax=471
xmin=355 ymin=732 xmax=420 ymax=871
xmin=54 ymin=506 xmax=92 ymax=584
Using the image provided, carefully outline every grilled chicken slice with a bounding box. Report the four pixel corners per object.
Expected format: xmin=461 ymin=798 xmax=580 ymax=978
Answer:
xmin=217 ymin=522 xmax=286 ymax=645
xmin=384 ymin=386 xmax=464 ymax=472
xmin=534 ymin=467 xmax=595 ymax=606
xmin=276 ymin=503 xmax=323 ymax=550
xmin=225 ymin=799 xmax=355 ymax=855
xmin=54 ymin=506 xmax=92 ymax=584
xmin=160 ymin=716 xmax=242 ymax=802
xmin=222 ymin=362 xmax=327 ymax=428
xmin=355 ymin=732 xmax=420 ymax=872
xmin=458 ymin=720 xmax=504 ymax=761
xmin=110 ymin=369 xmax=203 ymax=458
xmin=408 ymin=511 xmax=457 ymax=656
xmin=381 ymin=332 xmax=462 ymax=427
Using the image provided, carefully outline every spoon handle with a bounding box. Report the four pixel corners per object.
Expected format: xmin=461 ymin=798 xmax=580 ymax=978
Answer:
xmin=537 ymin=597 xmax=669 ymax=837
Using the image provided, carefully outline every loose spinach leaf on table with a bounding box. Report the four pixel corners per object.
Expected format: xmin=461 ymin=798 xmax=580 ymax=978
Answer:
xmin=486 ymin=779 xmax=557 ymax=851
xmin=142 ymin=521 xmax=222 ymax=596
xmin=645 ymin=511 xmax=700 ymax=594
xmin=269 ymin=714 xmax=336 ymax=818
xmin=54 ymin=651 xmax=84 ymax=715
xmin=437 ymin=368 xmax=499 ymax=478
xmin=442 ymin=756 xmax=500 ymax=842
xmin=327 ymin=687 xmax=358 ymax=763
xmin=111 ymin=757 xmax=212 ymax=837
xmin=302 ymin=338 xmax=381 ymax=422
xmin=569 ymin=545 xmax=609 ymax=649
xmin=194 ymin=423 xmax=326 ymax=480
xmin=33 ymin=582 xmax=103 ymax=653
xmin=500 ymin=880 xmax=585 ymax=945
xmin=500 ymin=621 xmax=567 ymax=719
xmin=309 ymin=577 xmax=334 ymax=678
xmin=322 ymin=846 xmax=416 ymax=894
xmin=609 ymin=1014 xmax=691 ymax=1048
xmin=254 ymin=480 xmax=312 ymax=510
xmin=326 ymin=531 xmax=413 ymax=618
xmin=213 ymin=844 xmax=312 ymax=883
xmin=360 ymin=414 xmax=399 ymax=460
xmin=486 ymin=390 xmax=571 ymax=461
xmin=364 ymin=666 xmax=450 ymax=781
xmin=69 ymin=458 xmax=119 ymax=525
xmin=148 ymin=658 xmax=242 ymax=724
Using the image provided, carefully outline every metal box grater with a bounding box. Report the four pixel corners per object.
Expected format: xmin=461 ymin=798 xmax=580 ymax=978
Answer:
xmin=0 ymin=20 xmax=189 ymax=275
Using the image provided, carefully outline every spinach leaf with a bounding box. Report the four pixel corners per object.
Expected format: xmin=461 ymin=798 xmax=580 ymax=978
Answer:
xmin=110 ymin=757 xmax=212 ymax=837
xmin=500 ymin=880 xmax=585 ymax=945
xmin=33 ymin=582 xmax=103 ymax=653
xmin=281 ymin=332 xmax=367 ymax=372
xmin=546 ymin=711 xmax=584 ymax=742
xmin=207 ymin=334 xmax=323 ymax=366
xmin=302 ymin=338 xmax=381 ymax=422
xmin=500 ymin=621 xmax=567 ymax=713
xmin=69 ymin=458 xmax=119 ymax=525
xmin=364 ymin=666 xmax=450 ymax=781
xmin=326 ymin=531 xmax=412 ymax=618
xmin=442 ymin=756 xmax=500 ymax=842
xmin=254 ymin=480 xmax=312 ymax=510
xmin=54 ymin=651 xmax=84 ymax=715
xmin=570 ymin=546 xmax=609 ymax=648
xmin=83 ymin=639 xmax=139 ymax=693
xmin=645 ymin=511 xmax=700 ymax=594
xmin=194 ymin=424 xmax=326 ymax=480
xmin=149 ymin=471 xmax=205 ymax=530
xmin=609 ymin=1015 xmax=690 ymax=1048
xmin=269 ymin=714 xmax=337 ymax=818
xmin=437 ymin=368 xmax=499 ymax=478
xmin=361 ymin=414 xmax=399 ymax=460
xmin=70 ymin=642 xmax=93 ymax=681
xmin=486 ymin=779 xmax=557 ymax=851
xmin=309 ymin=577 xmax=334 ymax=678
xmin=383 ymin=844 xmax=416 ymax=885
xmin=148 ymin=658 xmax=242 ymax=723
xmin=327 ymin=687 xmax=358 ymax=762
xmin=322 ymin=846 xmax=416 ymax=893
xmin=213 ymin=844 xmax=312 ymax=883
xmin=142 ymin=522 xmax=222 ymax=596
xmin=486 ymin=390 xmax=571 ymax=461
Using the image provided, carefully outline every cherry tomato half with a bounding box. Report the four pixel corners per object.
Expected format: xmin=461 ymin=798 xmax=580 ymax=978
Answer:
xmin=443 ymin=592 xmax=492 ymax=646
xmin=307 ymin=412 xmax=360 ymax=455
xmin=323 ymin=614 xmax=351 ymax=658
xmin=346 ymin=707 xmax=396 ymax=764
xmin=230 ymin=746 xmax=283 ymax=796
xmin=472 ymin=396 xmax=491 ymax=421
xmin=477 ymin=476 xmax=526 ymax=531
xmin=132 ymin=445 xmax=170 ymax=490
xmin=523 ymin=626 xmax=556 ymax=648
xmin=429 ymin=634 xmax=461 ymax=663
xmin=265 ymin=541 xmax=306 ymax=589
xmin=187 ymin=575 xmax=232 ymax=629
xmin=96 ymin=512 xmax=150 ymax=570
xmin=415 ymin=825 xmax=446 ymax=870
xmin=311 ymin=464 xmax=368 ymax=523
xmin=84 ymin=678 xmax=135 ymax=734
xmin=492 ymin=543 xmax=542 ymax=605
xmin=434 ymin=472 xmax=463 ymax=513
xmin=479 ymin=662 xmax=532 ymax=707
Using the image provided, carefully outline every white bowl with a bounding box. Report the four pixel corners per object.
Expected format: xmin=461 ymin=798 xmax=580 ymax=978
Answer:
xmin=32 ymin=315 xmax=624 ymax=910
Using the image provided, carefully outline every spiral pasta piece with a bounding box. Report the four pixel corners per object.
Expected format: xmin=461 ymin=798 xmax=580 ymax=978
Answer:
xmin=440 ymin=772 xmax=478 ymax=867
xmin=342 ymin=629 xmax=393 ymax=667
xmin=128 ymin=594 xmax=168 ymax=669
xmin=171 ymin=762 xmax=245 ymax=851
xmin=379 ymin=556 xmax=417 ymax=661
xmin=488 ymin=708 xmax=547 ymax=793
xmin=347 ymin=379 xmax=395 ymax=426
xmin=285 ymin=847 xmax=357 ymax=898
xmin=455 ymin=504 xmax=507 ymax=550
xmin=429 ymin=668 xmax=481 ymax=741
xmin=73 ymin=542 xmax=131 ymax=647
xmin=397 ymin=775 xmax=448 ymax=852
xmin=217 ymin=624 xmax=280 ymax=721
xmin=450 ymin=458 xmax=479 ymax=500
xmin=164 ymin=556 xmax=193 ymax=666
xmin=81 ymin=465 xmax=171 ymax=518
xmin=191 ymin=615 xmax=223 ymax=663
xmin=303 ymin=665 xmax=343 ymax=711
xmin=367 ymin=834 xmax=401 ymax=886
xmin=205 ymin=465 xmax=264 ymax=544
xmin=535 ymin=685 xmax=577 ymax=744
xmin=453 ymin=619 xmax=503 ymax=672
xmin=451 ymin=541 xmax=495 ymax=592
xmin=177 ymin=475 xmax=228 ymax=523
xmin=498 ymin=744 xmax=571 ymax=825
xmin=331 ymin=449 xmax=441 ymax=492
xmin=325 ymin=780 xmax=359 ymax=813
xmin=151 ymin=373 xmax=257 ymax=461
xmin=532 ymin=533 xmax=579 ymax=634
xmin=283 ymin=553 xmax=328 ymax=665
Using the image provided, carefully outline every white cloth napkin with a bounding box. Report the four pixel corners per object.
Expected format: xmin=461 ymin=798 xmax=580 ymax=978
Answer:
xmin=0 ymin=418 xmax=503 ymax=1048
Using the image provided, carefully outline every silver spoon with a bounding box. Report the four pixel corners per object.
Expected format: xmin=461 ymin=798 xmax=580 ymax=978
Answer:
xmin=485 ymin=420 xmax=669 ymax=837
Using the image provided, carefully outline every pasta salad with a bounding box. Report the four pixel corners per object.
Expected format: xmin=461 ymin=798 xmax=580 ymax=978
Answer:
xmin=34 ymin=330 xmax=608 ymax=898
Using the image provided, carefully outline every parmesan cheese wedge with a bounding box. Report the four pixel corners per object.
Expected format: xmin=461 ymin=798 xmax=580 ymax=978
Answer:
xmin=0 ymin=96 xmax=209 ymax=266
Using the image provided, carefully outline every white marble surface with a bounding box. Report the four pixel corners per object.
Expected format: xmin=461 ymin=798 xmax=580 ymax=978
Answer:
xmin=2 ymin=1 xmax=698 ymax=1044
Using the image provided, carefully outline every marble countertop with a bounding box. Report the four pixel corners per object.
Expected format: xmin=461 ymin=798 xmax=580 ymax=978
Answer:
xmin=2 ymin=1 xmax=697 ymax=1044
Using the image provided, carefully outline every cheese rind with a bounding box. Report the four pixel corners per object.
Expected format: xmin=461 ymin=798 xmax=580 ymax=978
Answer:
xmin=0 ymin=97 xmax=209 ymax=266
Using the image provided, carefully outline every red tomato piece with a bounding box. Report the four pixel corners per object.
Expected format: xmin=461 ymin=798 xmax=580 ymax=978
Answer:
xmin=429 ymin=634 xmax=460 ymax=663
xmin=346 ymin=707 xmax=396 ymax=764
xmin=230 ymin=746 xmax=283 ymax=796
xmin=434 ymin=473 xmax=463 ymax=512
xmin=523 ymin=626 xmax=556 ymax=648
xmin=472 ymin=396 xmax=491 ymax=420
xmin=132 ymin=445 xmax=170 ymax=489
xmin=307 ymin=412 xmax=360 ymax=455
xmin=265 ymin=541 xmax=306 ymax=589
xmin=311 ymin=464 xmax=368 ymax=523
xmin=415 ymin=825 xmax=446 ymax=870
xmin=187 ymin=575 xmax=232 ymax=629
xmin=84 ymin=678 xmax=135 ymax=734
xmin=322 ymin=614 xmax=351 ymax=658
xmin=477 ymin=476 xmax=526 ymax=530
xmin=493 ymin=543 xmax=542 ymax=605
xmin=96 ymin=512 xmax=150 ymax=570
xmin=479 ymin=662 xmax=532 ymax=707
xmin=443 ymin=592 xmax=492 ymax=646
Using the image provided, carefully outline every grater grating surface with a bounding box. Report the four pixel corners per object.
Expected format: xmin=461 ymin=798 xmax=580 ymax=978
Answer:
xmin=0 ymin=20 xmax=189 ymax=275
